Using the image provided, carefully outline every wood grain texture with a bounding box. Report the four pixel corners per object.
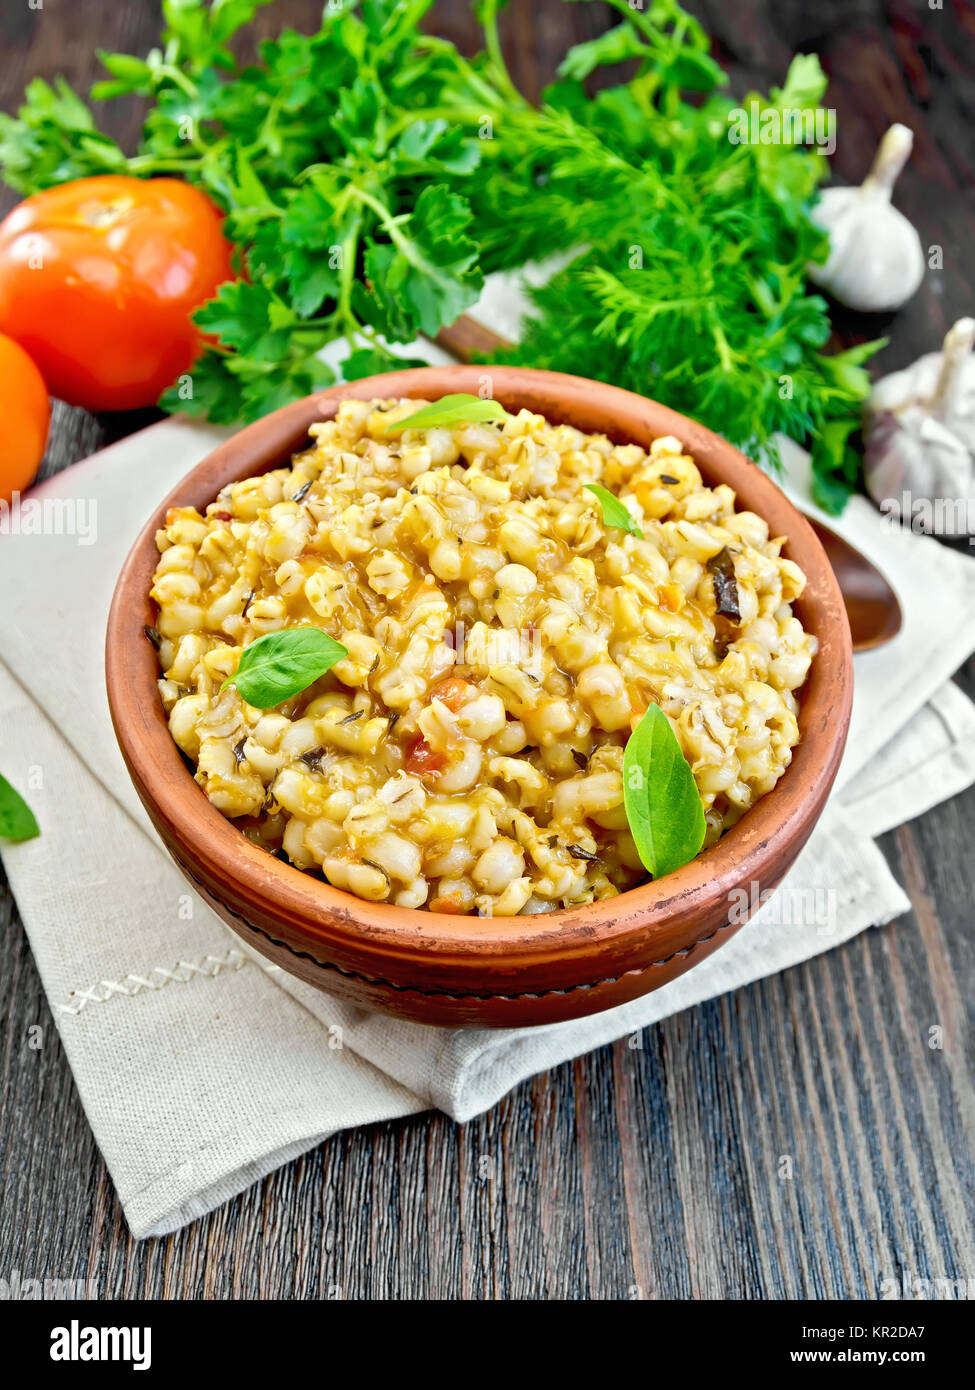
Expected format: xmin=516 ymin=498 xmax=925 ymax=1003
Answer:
xmin=1 ymin=0 xmax=973 ymax=1298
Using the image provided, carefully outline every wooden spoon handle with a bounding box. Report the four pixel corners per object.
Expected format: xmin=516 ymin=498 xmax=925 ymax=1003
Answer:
xmin=434 ymin=314 xmax=511 ymax=362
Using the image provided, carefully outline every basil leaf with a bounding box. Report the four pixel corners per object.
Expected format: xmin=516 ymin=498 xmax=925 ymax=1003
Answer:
xmin=623 ymin=704 xmax=706 ymax=879
xmin=0 ymin=773 xmax=40 ymax=842
xmin=583 ymin=484 xmax=643 ymax=538
xmin=222 ymin=628 xmax=349 ymax=709
xmin=383 ymin=393 xmax=513 ymax=433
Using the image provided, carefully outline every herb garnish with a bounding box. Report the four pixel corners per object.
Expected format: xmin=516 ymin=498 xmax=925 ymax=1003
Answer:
xmin=362 ymin=858 xmax=392 ymax=888
xmin=222 ymin=628 xmax=348 ymax=709
xmin=383 ymin=394 xmax=512 ymax=434
xmin=583 ymin=484 xmax=643 ymax=538
xmin=707 ymin=547 xmax=741 ymax=621
xmin=0 ymin=773 xmax=40 ymax=842
xmin=567 ymin=843 xmax=601 ymax=863
xmin=623 ymin=705 xmax=706 ymax=879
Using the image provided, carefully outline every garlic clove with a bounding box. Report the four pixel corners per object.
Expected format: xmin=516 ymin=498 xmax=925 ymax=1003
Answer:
xmin=809 ymin=123 xmax=925 ymax=312
xmin=869 ymin=317 xmax=975 ymax=420
xmin=931 ymin=316 xmax=975 ymax=430
xmin=864 ymin=317 xmax=975 ymax=533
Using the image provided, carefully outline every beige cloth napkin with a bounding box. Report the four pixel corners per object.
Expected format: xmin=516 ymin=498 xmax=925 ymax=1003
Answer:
xmin=4 ymin=339 xmax=975 ymax=1235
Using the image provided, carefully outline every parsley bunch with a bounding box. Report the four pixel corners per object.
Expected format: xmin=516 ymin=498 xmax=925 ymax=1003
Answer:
xmin=0 ymin=0 xmax=879 ymax=508
xmin=0 ymin=0 xmax=500 ymax=420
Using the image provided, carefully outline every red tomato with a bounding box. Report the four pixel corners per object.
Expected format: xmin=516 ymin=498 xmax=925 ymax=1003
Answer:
xmin=0 ymin=334 xmax=49 ymax=502
xmin=403 ymin=736 xmax=446 ymax=777
xmin=0 ymin=176 xmax=234 ymax=411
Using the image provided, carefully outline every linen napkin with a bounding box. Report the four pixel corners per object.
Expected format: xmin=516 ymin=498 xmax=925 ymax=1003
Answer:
xmin=3 ymin=322 xmax=975 ymax=1237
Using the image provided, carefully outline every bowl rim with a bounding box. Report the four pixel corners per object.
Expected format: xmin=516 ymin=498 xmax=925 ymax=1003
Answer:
xmin=106 ymin=365 xmax=852 ymax=983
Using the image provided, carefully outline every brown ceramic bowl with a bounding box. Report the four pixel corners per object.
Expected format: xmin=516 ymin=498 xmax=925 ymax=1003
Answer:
xmin=106 ymin=367 xmax=852 ymax=1028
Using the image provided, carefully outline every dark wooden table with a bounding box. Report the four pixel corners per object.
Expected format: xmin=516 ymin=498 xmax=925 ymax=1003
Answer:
xmin=1 ymin=0 xmax=973 ymax=1299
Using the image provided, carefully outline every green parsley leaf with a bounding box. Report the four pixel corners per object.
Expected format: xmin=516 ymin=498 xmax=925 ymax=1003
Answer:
xmin=583 ymin=484 xmax=643 ymax=538
xmin=341 ymin=346 xmax=428 ymax=381
xmin=383 ymin=393 xmax=513 ymax=434
xmin=0 ymin=773 xmax=40 ymax=842
xmin=353 ymin=184 xmax=483 ymax=342
xmin=158 ymin=349 xmax=243 ymax=424
xmin=162 ymin=0 xmax=276 ymax=74
xmin=194 ymin=281 xmax=292 ymax=362
xmin=623 ymin=705 xmax=706 ymax=879
xmin=810 ymin=418 xmax=862 ymax=515
xmin=222 ymin=628 xmax=348 ymax=709
xmin=392 ymin=118 xmax=481 ymax=176
xmin=558 ymin=26 xmax=654 ymax=83
xmin=0 ymin=77 xmax=128 ymax=194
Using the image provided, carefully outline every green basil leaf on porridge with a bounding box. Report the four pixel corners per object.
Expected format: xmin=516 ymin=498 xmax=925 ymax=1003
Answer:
xmin=0 ymin=773 xmax=40 ymax=842
xmin=583 ymin=484 xmax=644 ymax=538
xmin=222 ymin=628 xmax=349 ymax=709
xmin=623 ymin=705 xmax=706 ymax=878
xmin=383 ymin=394 xmax=513 ymax=434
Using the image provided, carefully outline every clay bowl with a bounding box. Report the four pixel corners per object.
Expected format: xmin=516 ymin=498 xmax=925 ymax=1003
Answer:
xmin=106 ymin=366 xmax=853 ymax=1028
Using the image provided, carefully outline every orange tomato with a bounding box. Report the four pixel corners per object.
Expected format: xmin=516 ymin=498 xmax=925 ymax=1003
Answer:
xmin=0 ymin=334 xmax=49 ymax=502
xmin=0 ymin=175 xmax=234 ymax=412
xmin=429 ymin=676 xmax=473 ymax=711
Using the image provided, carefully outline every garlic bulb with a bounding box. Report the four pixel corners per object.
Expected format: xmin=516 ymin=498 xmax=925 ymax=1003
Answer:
xmin=864 ymin=317 xmax=975 ymax=535
xmin=808 ymin=124 xmax=925 ymax=312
